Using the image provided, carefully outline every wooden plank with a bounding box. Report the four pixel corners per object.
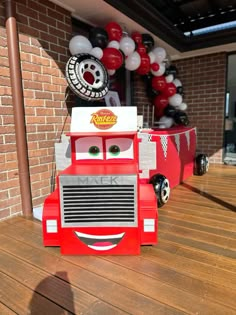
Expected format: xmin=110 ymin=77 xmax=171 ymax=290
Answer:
xmin=159 ymin=221 xmax=236 ymax=250
xmin=61 ymin=255 xmax=236 ymax=315
xmin=166 ymin=199 xmax=236 ymax=219
xmin=168 ymin=194 xmax=236 ymax=211
xmin=0 ymin=235 xmax=182 ymax=315
xmin=2 ymin=216 xmax=26 ymax=225
xmin=187 ymin=175 xmax=236 ymax=184
xmin=102 ymin=254 xmax=236 ymax=311
xmin=184 ymin=181 xmax=236 ymax=189
xmin=0 ymin=251 xmax=127 ymax=315
xmin=1 ymin=230 xmax=232 ymax=314
xmin=172 ymin=183 xmax=236 ymax=195
xmin=156 ymin=240 xmax=236 ymax=273
xmin=142 ymin=245 xmax=236 ymax=290
xmin=170 ymin=179 xmax=236 ymax=209
xmin=0 ymin=272 xmax=71 ymax=315
xmin=159 ymin=214 xmax=236 ymax=239
xmin=0 ymin=302 xmax=17 ymax=315
xmin=0 ymin=222 xmax=13 ymax=235
xmin=174 ymin=189 xmax=236 ymax=202
xmin=160 ymin=204 xmax=236 ymax=224
xmin=5 ymin=218 xmax=236 ymax=284
xmin=159 ymin=229 xmax=236 ymax=259
xmin=180 ymin=175 xmax=236 ymax=186
xmin=2 ymin=208 xmax=236 ymax=311
xmin=0 ymin=249 xmax=104 ymax=314
xmin=171 ymin=185 xmax=236 ymax=201
xmin=83 ymin=301 xmax=130 ymax=315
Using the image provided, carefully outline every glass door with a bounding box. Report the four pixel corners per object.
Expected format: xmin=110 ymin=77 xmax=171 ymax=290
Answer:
xmin=224 ymin=54 xmax=236 ymax=165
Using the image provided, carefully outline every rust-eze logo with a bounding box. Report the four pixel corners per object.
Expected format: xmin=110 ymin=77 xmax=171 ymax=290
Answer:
xmin=90 ymin=109 xmax=117 ymax=130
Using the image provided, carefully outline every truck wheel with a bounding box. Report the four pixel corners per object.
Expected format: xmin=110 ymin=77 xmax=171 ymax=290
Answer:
xmin=195 ymin=154 xmax=209 ymax=176
xmin=149 ymin=174 xmax=170 ymax=207
xmin=65 ymin=53 xmax=109 ymax=101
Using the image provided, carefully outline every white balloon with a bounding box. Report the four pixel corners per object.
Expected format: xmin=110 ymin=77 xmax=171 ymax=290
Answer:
xmin=178 ymin=102 xmax=188 ymax=111
xmin=173 ymin=78 xmax=182 ymax=87
xmin=90 ymin=47 xmax=103 ymax=59
xmin=148 ymin=51 xmax=155 ymax=64
xmin=69 ymin=35 xmax=92 ymax=55
xmin=169 ymin=94 xmax=183 ymax=107
xmin=153 ymin=47 xmax=166 ymax=63
xmin=165 ymin=74 xmax=174 ymax=83
xmin=159 ymin=116 xmax=174 ymax=128
xmin=151 ymin=62 xmax=165 ymax=76
xmin=119 ymin=37 xmax=135 ymax=56
xmin=125 ymin=51 xmax=141 ymax=71
xmin=107 ymin=40 xmax=120 ymax=49
xmin=108 ymin=69 xmax=116 ymax=76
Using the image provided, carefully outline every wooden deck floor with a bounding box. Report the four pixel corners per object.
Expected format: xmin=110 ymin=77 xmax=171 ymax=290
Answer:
xmin=0 ymin=164 xmax=236 ymax=315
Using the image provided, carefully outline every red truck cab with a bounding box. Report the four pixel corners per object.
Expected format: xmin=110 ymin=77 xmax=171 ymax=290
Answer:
xmin=42 ymin=107 xmax=158 ymax=255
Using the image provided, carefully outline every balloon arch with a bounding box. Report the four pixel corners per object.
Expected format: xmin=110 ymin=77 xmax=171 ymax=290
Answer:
xmin=66 ymin=21 xmax=189 ymax=128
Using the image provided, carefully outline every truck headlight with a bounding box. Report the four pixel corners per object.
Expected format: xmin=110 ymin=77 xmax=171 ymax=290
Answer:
xmin=46 ymin=220 xmax=58 ymax=233
xmin=144 ymin=219 xmax=155 ymax=232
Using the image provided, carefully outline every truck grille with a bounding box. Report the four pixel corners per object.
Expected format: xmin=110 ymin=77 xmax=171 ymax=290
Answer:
xmin=59 ymin=175 xmax=137 ymax=227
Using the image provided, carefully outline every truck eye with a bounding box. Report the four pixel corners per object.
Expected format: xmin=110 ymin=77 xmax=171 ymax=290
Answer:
xmin=89 ymin=146 xmax=100 ymax=156
xmin=108 ymin=145 xmax=120 ymax=156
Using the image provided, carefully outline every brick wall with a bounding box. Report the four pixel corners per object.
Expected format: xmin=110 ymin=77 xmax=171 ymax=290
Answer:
xmin=174 ymin=53 xmax=226 ymax=163
xmin=0 ymin=0 xmax=72 ymax=220
xmin=133 ymin=53 xmax=226 ymax=164
xmin=132 ymin=73 xmax=152 ymax=125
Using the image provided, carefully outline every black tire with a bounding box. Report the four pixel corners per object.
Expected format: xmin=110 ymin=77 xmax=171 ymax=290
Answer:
xmin=195 ymin=154 xmax=209 ymax=176
xmin=149 ymin=174 xmax=170 ymax=207
xmin=65 ymin=53 xmax=109 ymax=101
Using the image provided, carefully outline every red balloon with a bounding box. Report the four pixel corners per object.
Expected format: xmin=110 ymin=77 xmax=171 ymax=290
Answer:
xmin=153 ymin=95 xmax=169 ymax=119
xmin=136 ymin=44 xmax=146 ymax=55
xmin=101 ymin=47 xmax=123 ymax=70
xmin=131 ymin=31 xmax=142 ymax=44
xmin=152 ymin=75 xmax=166 ymax=91
xmin=163 ymin=82 xmax=177 ymax=97
xmin=154 ymin=94 xmax=169 ymax=108
xmin=136 ymin=53 xmax=150 ymax=75
xmin=105 ymin=22 xmax=123 ymax=41
xmin=151 ymin=62 xmax=160 ymax=72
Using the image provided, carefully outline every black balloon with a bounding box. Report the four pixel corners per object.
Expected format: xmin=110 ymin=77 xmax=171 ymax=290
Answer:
xmin=142 ymin=72 xmax=152 ymax=84
xmin=165 ymin=65 xmax=178 ymax=77
xmin=89 ymin=27 xmax=109 ymax=49
xmin=164 ymin=105 xmax=177 ymax=117
xmin=174 ymin=111 xmax=189 ymax=126
xmin=142 ymin=73 xmax=160 ymax=98
xmin=177 ymin=86 xmax=184 ymax=95
xmin=142 ymin=33 xmax=154 ymax=52
xmin=147 ymin=86 xmax=160 ymax=98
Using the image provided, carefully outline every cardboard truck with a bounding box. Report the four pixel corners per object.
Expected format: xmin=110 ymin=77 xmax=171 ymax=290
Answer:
xmin=42 ymin=107 xmax=160 ymax=255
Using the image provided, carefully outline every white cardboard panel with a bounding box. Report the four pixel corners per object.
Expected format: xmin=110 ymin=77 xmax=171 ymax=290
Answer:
xmin=71 ymin=106 xmax=137 ymax=132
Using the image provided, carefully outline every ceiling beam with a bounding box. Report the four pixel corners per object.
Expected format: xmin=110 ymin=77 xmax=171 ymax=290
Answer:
xmin=104 ymin=0 xmax=236 ymax=52
xmin=104 ymin=0 xmax=189 ymax=51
